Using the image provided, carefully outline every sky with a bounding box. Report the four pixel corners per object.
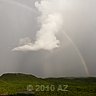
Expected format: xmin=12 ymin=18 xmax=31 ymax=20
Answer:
xmin=0 ymin=0 xmax=96 ymax=77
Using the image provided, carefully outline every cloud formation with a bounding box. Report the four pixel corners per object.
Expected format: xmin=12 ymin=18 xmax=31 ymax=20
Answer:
xmin=12 ymin=0 xmax=63 ymax=51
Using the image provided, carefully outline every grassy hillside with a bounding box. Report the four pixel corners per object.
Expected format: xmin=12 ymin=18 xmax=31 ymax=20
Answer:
xmin=0 ymin=73 xmax=96 ymax=96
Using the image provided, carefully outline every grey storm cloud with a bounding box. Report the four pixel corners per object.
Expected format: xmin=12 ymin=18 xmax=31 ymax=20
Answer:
xmin=0 ymin=0 xmax=96 ymax=77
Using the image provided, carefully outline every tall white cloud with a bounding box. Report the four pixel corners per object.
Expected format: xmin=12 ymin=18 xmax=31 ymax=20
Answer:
xmin=13 ymin=0 xmax=64 ymax=51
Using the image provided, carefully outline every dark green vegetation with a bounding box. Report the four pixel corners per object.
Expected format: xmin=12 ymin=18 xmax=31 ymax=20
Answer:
xmin=0 ymin=73 xmax=96 ymax=96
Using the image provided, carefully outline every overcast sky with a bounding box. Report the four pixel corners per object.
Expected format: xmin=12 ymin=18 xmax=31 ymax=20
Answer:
xmin=0 ymin=0 xmax=96 ymax=77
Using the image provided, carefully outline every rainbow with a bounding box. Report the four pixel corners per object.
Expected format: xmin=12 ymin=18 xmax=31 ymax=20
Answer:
xmin=63 ymin=31 xmax=90 ymax=76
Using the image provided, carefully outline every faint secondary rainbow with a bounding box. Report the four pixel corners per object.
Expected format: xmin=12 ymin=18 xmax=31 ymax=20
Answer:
xmin=0 ymin=0 xmax=37 ymax=13
xmin=1 ymin=0 xmax=89 ymax=76
xmin=63 ymin=32 xmax=90 ymax=76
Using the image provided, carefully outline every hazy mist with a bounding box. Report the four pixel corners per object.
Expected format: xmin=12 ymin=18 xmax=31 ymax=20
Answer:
xmin=0 ymin=0 xmax=96 ymax=77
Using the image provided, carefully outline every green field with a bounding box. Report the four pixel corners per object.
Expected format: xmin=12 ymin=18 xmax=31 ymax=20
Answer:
xmin=0 ymin=73 xmax=96 ymax=96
